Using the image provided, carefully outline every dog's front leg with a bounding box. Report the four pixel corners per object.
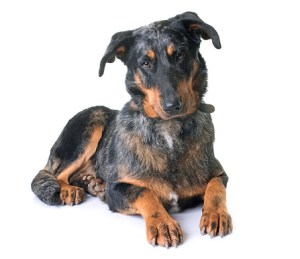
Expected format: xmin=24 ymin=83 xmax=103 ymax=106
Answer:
xmin=105 ymin=183 xmax=183 ymax=248
xmin=200 ymin=174 xmax=232 ymax=237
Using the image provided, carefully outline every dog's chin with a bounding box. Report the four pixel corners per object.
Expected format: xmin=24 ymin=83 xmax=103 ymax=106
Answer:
xmin=156 ymin=107 xmax=197 ymax=120
xmin=159 ymin=114 xmax=176 ymax=120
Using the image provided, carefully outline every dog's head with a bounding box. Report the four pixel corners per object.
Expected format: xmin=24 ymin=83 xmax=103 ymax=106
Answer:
xmin=99 ymin=12 xmax=220 ymax=120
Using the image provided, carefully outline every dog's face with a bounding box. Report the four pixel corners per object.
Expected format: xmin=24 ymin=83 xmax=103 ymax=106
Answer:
xmin=99 ymin=12 xmax=221 ymax=120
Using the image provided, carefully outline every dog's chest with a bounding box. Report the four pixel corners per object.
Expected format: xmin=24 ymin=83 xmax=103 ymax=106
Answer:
xmin=142 ymin=117 xmax=212 ymax=200
xmin=162 ymin=129 xmax=174 ymax=150
xmin=112 ymin=112 xmax=213 ymax=199
xmin=127 ymin=113 xmax=212 ymax=172
xmin=154 ymin=120 xmax=181 ymax=151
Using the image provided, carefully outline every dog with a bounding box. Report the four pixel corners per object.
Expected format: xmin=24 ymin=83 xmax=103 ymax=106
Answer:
xmin=31 ymin=11 xmax=232 ymax=248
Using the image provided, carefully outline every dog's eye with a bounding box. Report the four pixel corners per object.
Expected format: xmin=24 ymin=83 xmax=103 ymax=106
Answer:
xmin=141 ymin=61 xmax=151 ymax=69
xmin=175 ymin=52 xmax=184 ymax=60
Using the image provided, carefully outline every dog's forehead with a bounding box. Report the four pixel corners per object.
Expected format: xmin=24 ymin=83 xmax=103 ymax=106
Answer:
xmin=133 ymin=22 xmax=188 ymax=52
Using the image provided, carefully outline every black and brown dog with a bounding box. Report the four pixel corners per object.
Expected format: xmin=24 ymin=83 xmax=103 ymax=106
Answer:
xmin=31 ymin=11 xmax=232 ymax=247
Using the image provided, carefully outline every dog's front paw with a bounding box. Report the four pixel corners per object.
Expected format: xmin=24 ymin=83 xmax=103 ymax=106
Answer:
xmin=145 ymin=214 xmax=183 ymax=248
xmin=200 ymin=208 xmax=232 ymax=237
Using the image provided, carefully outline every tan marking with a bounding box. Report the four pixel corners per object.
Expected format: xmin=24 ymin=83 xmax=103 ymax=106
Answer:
xmin=189 ymin=24 xmax=201 ymax=31
xmin=116 ymin=46 xmax=126 ymax=55
xmin=177 ymin=185 xmax=207 ymax=199
xmin=57 ymin=127 xmax=103 ymax=184
xmin=121 ymin=172 xmax=207 ymax=205
xmin=147 ymin=49 xmax=155 ymax=59
xmin=58 ymin=180 xmax=85 ymax=205
xmin=134 ymin=72 xmax=167 ymax=119
xmin=68 ymin=160 xmax=96 ymax=185
xmin=176 ymin=62 xmax=200 ymax=116
xmin=134 ymin=61 xmax=201 ymax=120
xmin=143 ymin=98 xmax=159 ymax=118
xmin=166 ymin=44 xmax=175 ymax=56
xmin=144 ymin=88 xmax=163 ymax=118
xmin=121 ymin=177 xmax=173 ymax=201
xmin=200 ymin=177 xmax=232 ymax=237
xmin=131 ymin=189 xmax=183 ymax=247
xmin=202 ymin=177 xmax=226 ymax=210
xmin=132 ymin=189 xmax=166 ymax=217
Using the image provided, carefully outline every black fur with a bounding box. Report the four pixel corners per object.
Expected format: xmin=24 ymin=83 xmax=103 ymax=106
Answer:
xmin=31 ymin=12 xmax=232 ymax=247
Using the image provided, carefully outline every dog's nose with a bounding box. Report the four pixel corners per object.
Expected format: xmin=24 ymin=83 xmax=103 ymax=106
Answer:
xmin=163 ymin=99 xmax=182 ymax=113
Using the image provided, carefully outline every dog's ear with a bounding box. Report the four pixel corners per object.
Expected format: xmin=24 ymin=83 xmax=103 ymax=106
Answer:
xmin=171 ymin=12 xmax=221 ymax=49
xmin=99 ymin=30 xmax=134 ymax=77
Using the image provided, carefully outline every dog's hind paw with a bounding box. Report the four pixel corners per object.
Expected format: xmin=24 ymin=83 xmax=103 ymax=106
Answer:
xmin=82 ymin=175 xmax=106 ymax=200
xmin=60 ymin=184 xmax=85 ymax=206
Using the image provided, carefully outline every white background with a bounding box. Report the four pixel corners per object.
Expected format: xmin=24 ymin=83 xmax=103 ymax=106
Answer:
xmin=1 ymin=0 xmax=299 ymax=258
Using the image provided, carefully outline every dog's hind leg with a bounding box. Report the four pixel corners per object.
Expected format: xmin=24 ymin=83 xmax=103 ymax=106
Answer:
xmin=31 ymin=106 xmax=115 ymax=205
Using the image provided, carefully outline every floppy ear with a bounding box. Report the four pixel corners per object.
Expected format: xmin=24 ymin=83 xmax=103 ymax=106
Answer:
xmin=99 ymin=30 xmax=134 ymax=77
xmin=171 ymin=12 xmax=221 ymax=49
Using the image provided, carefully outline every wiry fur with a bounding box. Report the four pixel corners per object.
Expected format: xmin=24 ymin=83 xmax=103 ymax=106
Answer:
xmin=31 ymin=12 xmax=232 ymax=247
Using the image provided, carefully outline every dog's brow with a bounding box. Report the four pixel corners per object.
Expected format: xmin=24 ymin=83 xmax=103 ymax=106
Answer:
xmin=166 ymin=44 xmax=175 ymax=56
xmin=147 ymin=49 xmax=155 ymax=59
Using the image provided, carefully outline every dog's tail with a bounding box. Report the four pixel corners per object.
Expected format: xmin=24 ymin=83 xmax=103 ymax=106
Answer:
xmin=31 ymin=169 xmax=61 ymax=205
